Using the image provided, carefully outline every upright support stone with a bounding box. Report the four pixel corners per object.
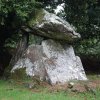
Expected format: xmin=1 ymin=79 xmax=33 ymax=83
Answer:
xmin=41 ymin=40 xmax=87 ymax=84
xmin=11 ymin=40 xmax=87 ymax=85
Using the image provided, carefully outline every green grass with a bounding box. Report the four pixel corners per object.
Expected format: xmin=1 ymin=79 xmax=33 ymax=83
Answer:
xmin=0 ymin=80 xmax=100 ymax=100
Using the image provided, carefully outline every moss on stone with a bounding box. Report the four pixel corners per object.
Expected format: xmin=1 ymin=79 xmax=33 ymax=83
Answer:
xmin=10 ymin=68 xmax=31 ymax=81
xmin=28 ymin=9 xmax=45 ymax=27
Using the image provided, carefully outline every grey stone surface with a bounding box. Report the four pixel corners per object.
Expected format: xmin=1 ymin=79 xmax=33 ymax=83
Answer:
xmin=11 ymin=40 xmax=87 ymax=85
xmin=24 ymin=9 xmax=80 ymax=42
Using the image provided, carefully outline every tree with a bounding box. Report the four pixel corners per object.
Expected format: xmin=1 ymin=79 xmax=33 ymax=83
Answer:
xmin=0 ymin=0 xmax=36 ymax=47
xmin=0 ymin=0 xmax=43 ymax=75
xmin=64 ymin=0 xmax=100 ymax=57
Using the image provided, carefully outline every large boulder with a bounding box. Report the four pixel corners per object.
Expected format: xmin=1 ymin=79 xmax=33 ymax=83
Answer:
xmin=23 ymin=9 xmax=80 ymax=42
xmin=11 ymin=40 xmax=87 ymax=85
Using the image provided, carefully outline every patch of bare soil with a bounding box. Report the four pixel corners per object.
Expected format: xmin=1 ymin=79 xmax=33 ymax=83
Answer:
xmin=15 ymin=78 xmax=100 ymax=93
xmin=39 ymin=79 xmax=100 ymax=93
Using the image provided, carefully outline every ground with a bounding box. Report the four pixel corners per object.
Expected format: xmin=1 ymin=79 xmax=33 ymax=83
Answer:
xmin=0 ymin=74 xmax=100 ymax=100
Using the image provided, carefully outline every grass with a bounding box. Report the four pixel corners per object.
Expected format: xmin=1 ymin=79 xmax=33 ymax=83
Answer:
xmin=0 ymin=79 xmax=100 ymax=100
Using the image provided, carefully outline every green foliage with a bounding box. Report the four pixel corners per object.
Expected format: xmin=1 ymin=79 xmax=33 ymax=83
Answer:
xmin=0 ymin=0 xmax=43 ymax=48
xmin=64 ymin=0 xmax=100 ymax=57
xmin=0 ymin=0 xmax=36 ymax=26
xmin=64 ymin=0 xmax=100 ymax=38
xmin=75 ymin=38 xmax=100 ymax=58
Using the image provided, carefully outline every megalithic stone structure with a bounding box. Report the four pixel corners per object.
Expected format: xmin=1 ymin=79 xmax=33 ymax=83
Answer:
xmin=11 ymin=9 xmax=87 ymax=85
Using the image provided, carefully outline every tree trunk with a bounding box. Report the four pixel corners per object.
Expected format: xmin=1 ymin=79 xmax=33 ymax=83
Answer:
xmin=9 ymin=32 xmax=29 ymax=69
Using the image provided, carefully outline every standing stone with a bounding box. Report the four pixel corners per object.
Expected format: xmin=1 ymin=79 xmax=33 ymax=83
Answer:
xmin=11 ymin=40 xmax=87 ymax=85
xmin=42 ymin=40 xmax=87 ymax=84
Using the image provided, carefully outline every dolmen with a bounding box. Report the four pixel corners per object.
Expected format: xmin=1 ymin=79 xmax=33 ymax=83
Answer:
xmin=11 ymin=9 xmax=87 ymax=85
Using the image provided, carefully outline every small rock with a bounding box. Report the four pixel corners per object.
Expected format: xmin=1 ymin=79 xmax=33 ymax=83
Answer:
xmin=24 ymin=83 xmax=35 ymax=89
xmin=97 ymin=74 xmax=100 ymax=77
xmin=68 ymin=82 xmax=74 ymax=89
xmin=29 ymin=83 xmax=35 ymax=89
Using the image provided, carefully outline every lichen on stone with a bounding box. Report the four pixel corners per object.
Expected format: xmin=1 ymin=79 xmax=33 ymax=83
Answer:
xmin=28 ymin=9 xmax=45 ymax=27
